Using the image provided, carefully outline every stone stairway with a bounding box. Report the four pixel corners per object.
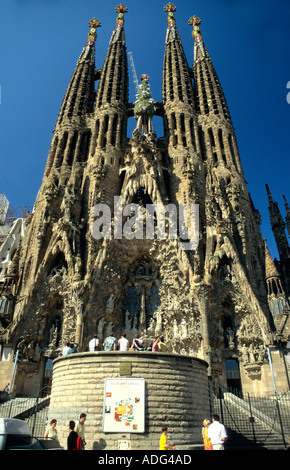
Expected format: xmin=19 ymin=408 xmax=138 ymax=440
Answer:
xmin=0 ymin=395 xmax=50 ymax=438
xmin=214 ymin=393 xmax=290 ymax=450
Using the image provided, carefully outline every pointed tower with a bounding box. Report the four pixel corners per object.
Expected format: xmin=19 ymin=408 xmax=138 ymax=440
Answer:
xmin=266 ymin=185 xmax=290 ymax=262
xmin=189 ymin=14 xmax=268 ymax=284
xmin=266 ymin=185 xmax=290 ymax=296
xmin=190 ymin=16 xmax=244 ymax=177
xmin=265 ymin=240 xmax=288 ymax=314
xmin=44 ymin=18 xmax=100 ymax=178
xmin=0 ymin=18 xmax=103 ymax=389
xmin=162 ymin=4 xmax=203 ymax=209
xmin=188 ymin=12 xmax=278 ymax=388
xmin=265 ymin=239 xmax=290 ymax=343
xmin=283 ymin=194 xmax=290 ymax=242
xmin=88 ymin=4 xmax=129 ymax=209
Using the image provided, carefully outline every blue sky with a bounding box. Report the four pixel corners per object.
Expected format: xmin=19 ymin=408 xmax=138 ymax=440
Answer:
xmin=0 ymin=0 xmax=290 ymax=260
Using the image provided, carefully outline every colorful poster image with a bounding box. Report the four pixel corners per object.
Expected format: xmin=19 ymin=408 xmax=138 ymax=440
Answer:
xmin=103 ymin=378 xmax=145 ymax=433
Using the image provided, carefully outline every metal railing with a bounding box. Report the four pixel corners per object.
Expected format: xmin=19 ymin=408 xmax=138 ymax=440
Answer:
xmin=0 ymin=386 xmax=51 ymax=438
xmin=214 ymin=383 xmax=290 ymax=450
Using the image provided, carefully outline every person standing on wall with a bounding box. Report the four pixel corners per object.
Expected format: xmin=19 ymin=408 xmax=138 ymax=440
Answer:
xmin=103 ymin=332 xmax=117 ymax=351
xmin=130 ymin=333 xmax=144 ymax=351
xmin=159 ymin=336 xmax=167 ymax=352
xmin=152 ymin=336 xmax=160 ymax=352
xmin=117 ymin=332 xmax=129 ymax=351
xmin=89 ymin=335 xmax=99 ymax=351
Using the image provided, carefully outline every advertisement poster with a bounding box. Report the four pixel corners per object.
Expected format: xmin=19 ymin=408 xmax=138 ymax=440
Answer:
xmin=103 ymin=378 xmax=145 ymax=433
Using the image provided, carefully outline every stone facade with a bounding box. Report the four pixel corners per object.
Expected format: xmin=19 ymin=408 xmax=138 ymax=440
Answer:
xmin=47 ymin=351 xmax=209 ymax=450
xmin=0 ymin=4 xmax=289 ymax=398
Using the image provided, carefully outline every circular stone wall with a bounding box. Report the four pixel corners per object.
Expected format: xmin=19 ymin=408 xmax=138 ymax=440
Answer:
xmin=48 ymin=351 xmax=210 ymax=450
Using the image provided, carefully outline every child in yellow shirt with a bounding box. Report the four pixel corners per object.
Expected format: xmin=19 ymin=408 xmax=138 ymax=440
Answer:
xmin=159 ymin=426 xmax=176 ymax=450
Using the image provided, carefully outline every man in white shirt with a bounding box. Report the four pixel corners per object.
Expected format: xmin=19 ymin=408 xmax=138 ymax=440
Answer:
xmin=117 ymin=332 xmax=129 ymax=351
xmin=89 ymin=335 xmax=99 ymax=352
xmin=62 ymin=342 xmax=70 ymax=355
xmin=208 ymin=414 xmax=228 ymax=450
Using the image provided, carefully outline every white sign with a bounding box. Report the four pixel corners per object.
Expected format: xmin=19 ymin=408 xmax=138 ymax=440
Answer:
xmin=103 ymin=378 xmax=145 ymax=433
xmin=118 ymin=440 xmax=131 ymax=450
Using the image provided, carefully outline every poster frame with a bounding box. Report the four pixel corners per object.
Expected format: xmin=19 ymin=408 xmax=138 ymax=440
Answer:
xmin=102 ymin=377 xmax=145 ymax=433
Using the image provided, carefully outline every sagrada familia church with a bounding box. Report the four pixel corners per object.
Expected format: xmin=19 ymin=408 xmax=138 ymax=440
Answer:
xmin=0 ymin=4 xmax=289 ymax=398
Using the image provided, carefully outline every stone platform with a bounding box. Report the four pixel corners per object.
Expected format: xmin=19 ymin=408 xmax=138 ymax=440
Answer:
xmin=48 ymin=351 xmax=209 ymax=450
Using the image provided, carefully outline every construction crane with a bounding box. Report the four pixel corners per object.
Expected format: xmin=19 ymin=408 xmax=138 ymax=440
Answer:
xmin=128 ymin=51 xmax=140 ymax=96
xmin=0 ymin=194 xmax=9 ymax=225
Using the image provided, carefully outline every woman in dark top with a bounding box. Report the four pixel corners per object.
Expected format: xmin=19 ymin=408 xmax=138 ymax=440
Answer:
xmin=67 ymin=420 xmax=78 ymax=450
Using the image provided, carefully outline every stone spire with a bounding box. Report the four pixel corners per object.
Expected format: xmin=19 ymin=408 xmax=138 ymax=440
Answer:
xmin=57 ymin=18 xmax=100 ymax=126
xmin=162 ymin=4 xmax=195 ymax=107
xmin=164 ymin=3 xmax=181 ymax=43
xmin=109 ymin=3 xmax=128 ymax=45
xmin=190 ymin=16 xmax=231 ymax=123
xmin=188 ymin=15 xmax=206 ymax=61
xmin=266 ymin=185 xmax=290 ymax=262
xmin=283 ymin=194 xmax=290 ymax=241
xmin=265 ymin=240 xmax=289 ymax=333
xmin=43 ymin=18 xmax=100 ymax=178
xmin=265 ymin=239 xmax=280 ymax=279
xmin=162 ymin=4 xmax=203 ymax=208
xmin=190 ymin=15 xmax=244 ymax=176
xmin=93 ymin=4 xmax=129 ymax=149
xmin=266 ymin=186 xmax=290 ymax=298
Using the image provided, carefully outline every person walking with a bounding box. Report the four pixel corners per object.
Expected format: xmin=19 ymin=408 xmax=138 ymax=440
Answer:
xmin=207 ymin=414 xmax=227 ymax=450
xmin=159 ymin=426 xmax=176 ymax=450
xmin=75 ymin=413 xmax=87 ymax=450
xmin=44 ymin=418 xmax=59 ymax=442
xmin=67 ymin=420 xmax=78 ymax=450
xmin=202 ymin=419 xmax=213 ymax=450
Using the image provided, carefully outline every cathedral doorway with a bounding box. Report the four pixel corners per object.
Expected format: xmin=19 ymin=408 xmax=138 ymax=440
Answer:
xmin=225 ymin=358 xmax=242 ymax=394
xmin=40 ymin=358 xmax=53 ymax=396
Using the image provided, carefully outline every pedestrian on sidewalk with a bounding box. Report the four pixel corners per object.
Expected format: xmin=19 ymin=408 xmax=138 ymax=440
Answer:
xmin=75 ymin=413 xmax=87 ymax=450
xmin=207 ymin=414 xmax=227 ymax=450
xmin=202 ymin=419 xmax=213 ymax=450
xmin=44 ymin=418 xmax=59 ymax=442
xmin=67 ymin=420 xmax=78 ymax=450
xmin=159 ymin=426 xmax=176 ymax=450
